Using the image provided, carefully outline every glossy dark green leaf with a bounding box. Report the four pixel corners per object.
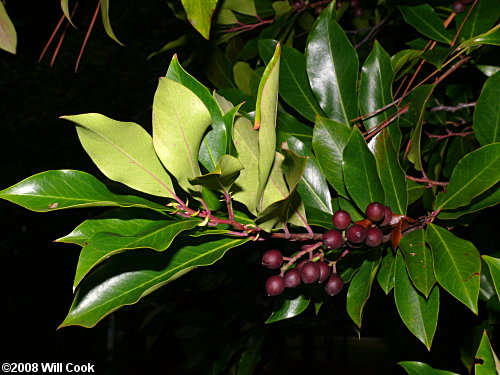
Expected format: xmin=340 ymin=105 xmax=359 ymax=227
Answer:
xmin=60 ymin=236 xmax=249 ymax=327
xmin=337 ymin=196 xmax=365 ymax=222
xmin=398 ymin=5 xmax=453 ymax=44
xmin=305 ymin=2 xmax=358 ymax=125
xmin=343 ymin=127 xmax=385 ymax=212
xmin=468 ymin=24 xmax=500 ymax=47
xmin=399 ymin=229 xmax=436 ymax=297
xmin=276 ymin=110 xmax=313 ymax=149
xmin=0 ymin=2 xmax=16 ymax=54
xmin=474 ymin=331 xmax=500 ymax=375
xmin=312 ymin=116 xmax=352 ymax=197
xmin=394 ymin=254 xmax=439 ymax=350
xmin=407 ymin=180 xmax=426 ymax=206
xmin=377 ymin=250 xmax=396 ymax=295
xmin=435 ymin=143 xmax=500 ymax=211
xmin=406 ymin=85 xmax=435 ymax=171
xmin=74 ymin=218 xmax=200 ymax=288
xmin=266 ymin=294 xmax=310 ymax=323
xmin=180 ymin=0 xmax=218 ymax=39
xmin=426 ymin=224 xmax=480 ymax=314
xmin=482 ymin=255 xmax=500 ymax=297
xmin=101 ymin=0 xmax=124 ymax=45
xmin=0 ymin=170 xmax=167 ymax=212
xmin=443 ymin=135 xmax=478 ymax=179
xmin=205 ymin=48 xmax=236 ymax=89
xmin=473 ymin=71 xmax=500 ymax=146
xmin=437 ymin=184 xmax=500 ymax=220
xmin=399 ymin=361 xmax=459 ymax=375
xmin=346 ymin=248 xmax=382 ymax=328
xmin=369 ymin=128 xmax=408 ymax=215
xmin=455 ymin=0 xmax=500 ymax=41
xmin=359 ymin=41 xmax=395 ymax=130
xmin=391 ymin=49 xmax=422 ymax=80
xmin=260 ymin=39 xmax=324 ymax=122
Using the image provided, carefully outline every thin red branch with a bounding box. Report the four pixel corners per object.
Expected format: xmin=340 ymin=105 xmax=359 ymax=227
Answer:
xmin=406 ymin=175 xmax=449 ymax=187
xmin=452 ymin=0 xmax=480 ymax=46
xmin=39 ymin=14 xmax=66 ymax=62
xmin=75 ymin=0 xmax=101 ymax=73
xmin=426 ymin=129 xmax=474 ymax=141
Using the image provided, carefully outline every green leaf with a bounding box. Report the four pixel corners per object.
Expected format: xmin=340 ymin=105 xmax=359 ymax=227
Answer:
xmin=346 ymin=248 xmax=382 ymax=328
xmin=343 ymin=127 xmax=385 ymax=212
xmin=220 ymin=0 xmax=257 ymax=17
xmin=482 ymin=255 xmax=500 ymax=297
xmin=152 ymin=77 xmax=212 ymax=195
xmin=377 ymin=250 xmax=396 ymax=295
xmin=399 ymin=229 xmax=436 ymax=297
xmin=398 ymin=5 xmax=453 ymax=44
xmin=305 ymin=2 xmax=358 ymax=125
xmin=359 ymin=41 xmax=395 ymax=130
xmin=406 ymin=85 xmax=435 ymax=171
xmin=73 ymin=218 xmax=200 ymax=288
xmin=266 ymin=294 xmax=310 ymax=323
xmin=369 ymin=128 xmax=408 ymax=215
xmin=62 ymin=113 xmax=175 ymax=199
xmin=312 ymin=116 xmax=352 ymax=197
xmin=437 ymin=184 xmax=500 ymax=220
xmin=426 ymin=224 xmax=480 ymax=314
xmin=276 ymin=110 xmax=313 ymax=149
xmin=190 ymin=154 xmax=244 ymax=192
xmin=60 ymin=236 xmax=249 ymax=327
xmin=476 ymin=331 xmax=500 ymax=375
xmin=473 ymin=71 xmax=500 ymax=146
xmin=232 ymin=117 xmax=260 ymax=215
xmin=56 ymin=208 xmax=169 ymax=246
xmin=260 ymin=39 xmax=324 ymax=122
xmin=455 ymin=0 xmax=500 ymax=41
xmin=233 ymin=61 xmax=260 ymax=96
xmin=180 ymin=0 xmax=218 ymax=39
xmin=147 ymin=35 xmax=188 ymax=60
xmin=205 ymin=48 xmax=236 ymax=89
xmin=468 ymin=24 xmax=500 ymax=46
xmin=399 ymin=361 xmax=459 ymax=375
xmin=100 ymin=0 xmax=124 ymax=46
xmin=0 ymin=170 xmax=167 ymax=212
xmin=60 ymin=0 xmax=75 ymax=27
xmin=0 ymin=2 xmax=16 ymax=54
xmin=391 ymin=49 xmax=422 ymax=80
xmin=407 ymin=180 xmax=426 ymax=206
xmin=237 ymin=333 xmax=265 ymax=375
xmin=394 ymin=254 xmax=440 ymax=350
xmin=255 ymin=43 xmax=281 ymax=211
xmin=435 ymin=143 xmax=500 ymax=211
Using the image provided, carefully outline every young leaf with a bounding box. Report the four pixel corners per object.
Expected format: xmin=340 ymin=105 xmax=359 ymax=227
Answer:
xmin=399 ymin=361 xmax=459 ymax=375
xmin=377 ymin=250 xmax=396 ymax=295
xmin=473 ymin=71 xmax=500 ymax=146
xmin=152 ymin=78 xmax=212 ymax=194
xmin=482 ymin=255 xmax=500 ymax=297
xmin=346 ymin=248 xmax=382 ymax=328
xmin=306 ymin=2 xmax=358 ymax=125
xmin=73 ymin=218 xmax=200 ymax=288
xmin=312 ymin=116 xmax=352 ymax=197
xmin=60 ymin=0 xmax=75 ymax=27
xmin=435 ymin=143 xmax=500 ymax=211
xmin=100 ymin=0 xmax=124 ymax=46
xmin=266 ymin=294 xmax=310 ymax=323
xmin=455 ymin=0 xmax=500 ymax=41
xmin=189 ymin=154 xmax=244 ymax=192
xmin=426 ymin=224 xmax=480 ymax=314
xmin=399 ymin=229 xmax=436 ymax=297
xmin=260 ymin=152 xmax=288 ymax=211
xmin=343 ymin=127 xmax=385 ymax=212
xmin=0 ymin=170 xmax=167 ymax=212
xmin=60 ymin=236 xmax=249 ymax=328
xmin=180 ymin=0 xmax=218 ymax=40
xmin=398 ymin=5 xmax=453 ymax=44
xmin=0 ymin=2 xmax=16 ymax=54
xmin=62 ymin=113 xmax=175 ymax=198
xmin=474 ymin=331 xmax=500 ymax=375
xmin=255 ymin=43 xmax=281 ymax=211
xmin=394 ymin=254 xmax=440 ymax=350
xmin=359 ymin=41 xmax=395 ymax=130
xmin=259 ymin=39 xmax=324 ymax=122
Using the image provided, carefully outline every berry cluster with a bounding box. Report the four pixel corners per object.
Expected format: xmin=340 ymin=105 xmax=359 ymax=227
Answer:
xmin=336 ymin=0 xmax=364 ymax=17
xmin=452 ymin=0 xmax=472 ymax=13
xmin=262 ymin=202 xmax=393 ymax=298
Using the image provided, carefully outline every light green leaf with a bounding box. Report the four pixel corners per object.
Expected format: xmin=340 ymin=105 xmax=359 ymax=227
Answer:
xmin=398 ymin=5 xmax=453 ymax=44
xmin=426 ymin=224 xmax=481 ymax=314
xmin=220 ymin=0 xmax=257 ymax=17
xmin=181 ymin=0 xmax=218 ymax=39
xmin=399 ymin=361 xmax=459 ymax=375
xmin=473 ymin=71 xmax=500 ymax=146
xmin=482 ymin=255 xmax=500 ymax=297
xmin=394 ymin=254 xmax=440 ymax=350
xmin=152 ymin=78 xmax=212 ymax=194
xmin=147 ymin=35 xmax=188 ymax=60
xmin=0 ymin=2 xmax=16 ymax=54
xmin=474 ymin=331 xmax=500 ymax=375
xmin=60 ymin=0 xmax=75 ymax=27
xmin=62 ymin=113 xmax=175 ymax=198
xmin=266 ymin=294 xmax=310 ymax=323
xmin=435 ymin=143 xmax=500 ymax=210
xmin=233 ymin=61 xmax=259 ymax=96
xmin=101 ymin=0 xmax=124 ymax=45
xmin=0 ymin=170 xmax=168 ymax=212
xmin=190 ymin=154 xmax=244 ymax=192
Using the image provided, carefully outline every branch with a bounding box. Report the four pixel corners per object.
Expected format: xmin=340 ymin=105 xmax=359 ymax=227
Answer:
xmin=355 ymin=17 xmax=389 ymax=49
xmin=430 ymin=102 xmax=476 ymax=113
xmin=426 ymin=128 xmax=474 ymax=141
xmin=225 ymin=16 xmax=273 ymax=33
xmin=406 ymin=175 xmax=449 ymax=187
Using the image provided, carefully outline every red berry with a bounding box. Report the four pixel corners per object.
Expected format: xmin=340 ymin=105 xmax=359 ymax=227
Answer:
xmin=366 ymin=202 xmax=385 ymax=222
xmin=284 ymin=269 xmax=302 ymax=288
xmin=365 ymin=227 xmax=383 ymax=247
xmin=325 ymin=273 xmax=344 ymax=296
xmin=296 ymin=259 xmax=309 ymax=271
xmin=332 ymin=210 xmax=351 ymax=230
xmin=317 ymin=261 xmax=331 ymax=283
xmin=452 ymin=0 xmax=467 ymax=13
xmin=323 ymin=230 xmax=344 ymax=249
xmin=300 ymin=261 xmax=320 ymax=284
xmin=262 ymin=249 xmax=283 ymax=269
xmin=349 ymin=0 xmax=359 ymax=7
xmin=346 ymin=224 xmax=367 ymax=244
xmin=380 ymin=206 xmax=393 ymax=226
xmin=266 ymin=275 xmax=285 ymax=296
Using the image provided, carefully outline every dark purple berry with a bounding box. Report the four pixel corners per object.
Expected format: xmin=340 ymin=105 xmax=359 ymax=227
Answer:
xmin=262 ymin=249 xmax=283 ymax=269
xmin=353 ymin=7 xmax=363 ymax=17
xmin=266 ymin=275 xmax=285 ymax=296
xmin=366 ymin=202 xmax=385 ymax=223
xmin=284 ymin=269 xmax=302 ymax=288
xmin=317 ymin=261 xmax=331 ymax=283
xmin=349 ymin=0 xmax=359 ymax=7
xmin=346 ymin=224 xmax=367 ymax=244
xmin=323 ymin=230 xmax=344 ymax=249
xmin=380 ymin=206 xmax=393 ymax=226
xmin=452 ymin=0 xmax=467 ymax=13
xmin=296 ymin=259 xmax=309 ymax=271
xmin=300 ymin=261 xmax=320 ymax=284
xmin=365 ymin=227 xmax=383 ymax=247
xmin=325 ymin=273 xmax=344 ymax=296
xmin=336 ymin=0 xmax=344 ymax=9
xmin=332 ymin=210 xmax=351 ymax=230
